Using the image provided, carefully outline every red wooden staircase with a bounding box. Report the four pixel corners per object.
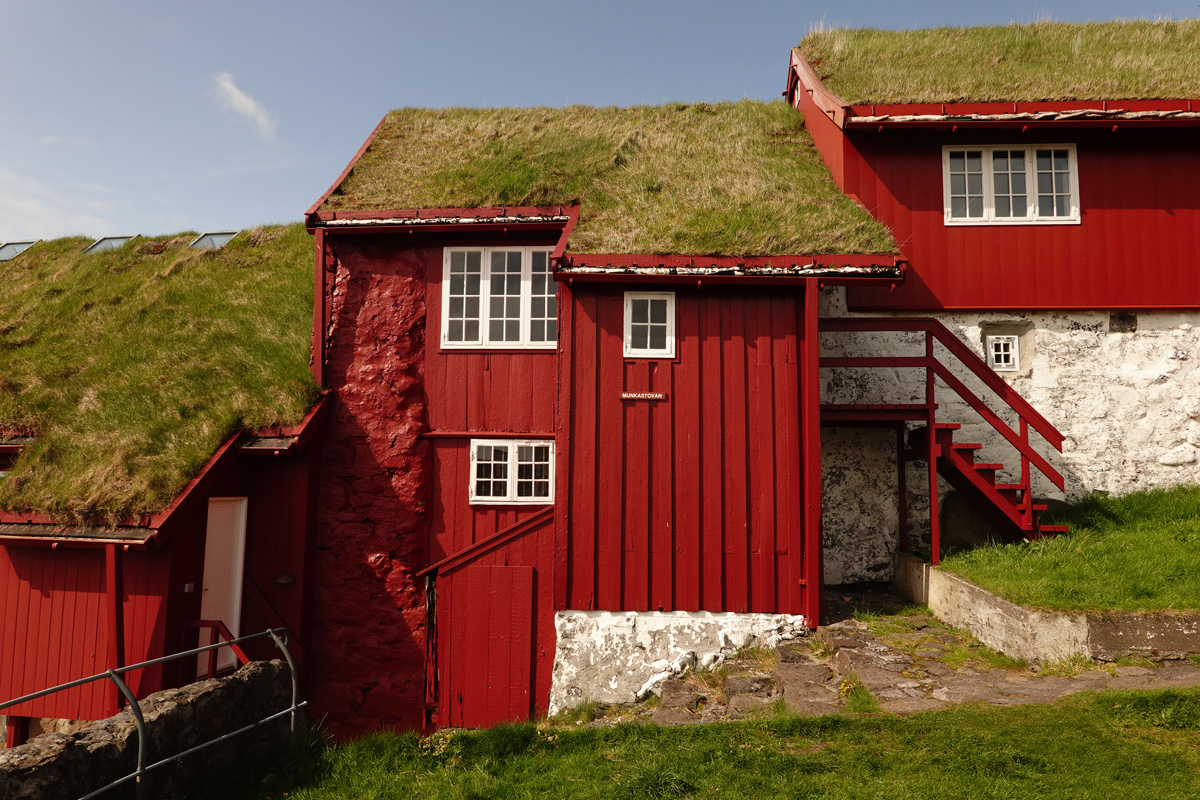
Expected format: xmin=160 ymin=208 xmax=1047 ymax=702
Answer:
xmin=818 ymin=318 xmax=1069 ymax=564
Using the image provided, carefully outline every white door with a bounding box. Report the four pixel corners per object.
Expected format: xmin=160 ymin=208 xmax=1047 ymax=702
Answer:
xmin=201 ymin=497 xmax=248 ymax=672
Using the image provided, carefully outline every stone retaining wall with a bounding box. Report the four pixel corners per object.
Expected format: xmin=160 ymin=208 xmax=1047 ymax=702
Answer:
xmin=0 ymin=660 xmax=293 ymax=800
xmin=894 ymin=552 xmax=1200 ymax=663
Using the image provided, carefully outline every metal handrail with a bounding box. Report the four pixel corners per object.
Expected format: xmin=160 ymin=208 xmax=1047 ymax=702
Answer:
xmin=0 ymin=627 xmax=305 ymax=800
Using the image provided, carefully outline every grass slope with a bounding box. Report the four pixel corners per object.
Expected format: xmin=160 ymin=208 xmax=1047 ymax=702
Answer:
xmin=802 ymin=20 xmax=1200 ymax=104
xmin=0 ymin=225 xmax=319 ymax=522
xmin=942 ymin=487 xmax=1200 ymax=612
xmin=321 ymin=100 xmax=895 ymax=257
xmin=195 ymin=690 xmax=1200 ymax=800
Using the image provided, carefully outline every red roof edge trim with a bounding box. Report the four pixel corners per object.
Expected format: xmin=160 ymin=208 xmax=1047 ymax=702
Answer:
xmin=561 ymin=253 xmax=900 ymax=269
xmin=789 ymin=48 xmax=849 ymax=128
xmin=550 ymin=206 xmax=581 ymax=263
xmin=305 ymin=114 xmax=391 ymax=222
xmin=250 ymin=391 xmax=331 ymax=447
xmin=146 ymin=431 xmax=243 ymax=532
xmin=310 ymin=205 xmax=572 ymax=224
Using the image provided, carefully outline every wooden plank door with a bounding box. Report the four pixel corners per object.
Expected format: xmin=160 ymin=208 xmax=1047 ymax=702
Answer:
xmin=201 ymin=497 xmax=248 ymax=671
xmin=440 ymin=565 xmax=535 ymax=728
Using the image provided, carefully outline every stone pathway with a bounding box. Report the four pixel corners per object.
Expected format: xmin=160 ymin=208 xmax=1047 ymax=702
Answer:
xmin=621 ymin=589 xmax=1200 ymax=728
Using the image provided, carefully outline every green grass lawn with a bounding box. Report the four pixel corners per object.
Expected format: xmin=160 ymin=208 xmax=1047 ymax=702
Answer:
xmin=193 ymin=689 xmax=1200 ymax=800
xmin=941 ymin=487 xmax=1200 ymax=612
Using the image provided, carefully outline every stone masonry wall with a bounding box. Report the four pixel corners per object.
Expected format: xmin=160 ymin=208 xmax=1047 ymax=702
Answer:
xmin=818 ymin=287 xmax=1200 ymax=583
xmin=0 ymin=661 xmax=291 ymax=800
xmin=308 ymin=238 xmax=433 ymax=740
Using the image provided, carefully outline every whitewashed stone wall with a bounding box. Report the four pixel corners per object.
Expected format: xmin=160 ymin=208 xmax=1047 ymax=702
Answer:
xmin=818 ymin=287 xmax=1200 ymax=583
xmin=548 ymin=610 xmax=808 ymax=714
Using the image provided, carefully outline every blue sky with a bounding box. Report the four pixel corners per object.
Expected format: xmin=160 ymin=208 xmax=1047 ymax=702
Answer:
xmin=1 ymin=1 xmax=1196 ymax=241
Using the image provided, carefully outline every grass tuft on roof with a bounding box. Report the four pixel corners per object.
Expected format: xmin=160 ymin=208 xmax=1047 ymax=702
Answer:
xmin=0 ymin=224 xmax=319 ymax=523
xmin=320 ymin=100 xmax=895 ymax=256
xmin=801 ymin=20 xmax=1200 ymax=104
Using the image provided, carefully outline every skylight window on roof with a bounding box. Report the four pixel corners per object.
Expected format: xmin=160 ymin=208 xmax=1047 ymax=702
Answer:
xmin=84 ymin=236 xmax=136 ymax=253
xmin=190 ymin=230 xmax=241 ymax=250
xmin=0 ymin=241 xmax=38 ymax=262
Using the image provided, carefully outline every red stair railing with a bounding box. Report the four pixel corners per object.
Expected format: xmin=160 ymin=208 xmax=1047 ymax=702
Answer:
xmin=819 ymin=317 xmax=1067 ymax=563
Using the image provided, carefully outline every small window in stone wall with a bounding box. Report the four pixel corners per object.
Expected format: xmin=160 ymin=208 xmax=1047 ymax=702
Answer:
xmin=986 ymin=335 xmax=1020 ymax=371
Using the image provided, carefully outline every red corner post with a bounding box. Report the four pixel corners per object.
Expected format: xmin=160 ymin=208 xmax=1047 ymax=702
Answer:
xmin=105 ymin=545 xmax=126 ymax=715
xmin=801 ymin=278 xmax=823 ymax=626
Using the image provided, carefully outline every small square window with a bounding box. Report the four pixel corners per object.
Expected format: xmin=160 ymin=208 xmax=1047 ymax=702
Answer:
xmin=624 ymin=292 xmax=675 ymax=358
xmin=469 ymin=439 xmax=554 ymax=504
xmin=986 ymin=335 xmax=1019 ymax=371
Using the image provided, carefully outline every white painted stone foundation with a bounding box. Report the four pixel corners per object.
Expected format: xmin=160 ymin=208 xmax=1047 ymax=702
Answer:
xmin=819 ymin=287 xmax=1200 ymax=584
xmin=548 ymin=610 xmax=808 ymax=714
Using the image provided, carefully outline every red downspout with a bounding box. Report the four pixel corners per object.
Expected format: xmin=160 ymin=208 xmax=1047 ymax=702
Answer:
xmin=801 ymin=278 xmax=823 ymax=627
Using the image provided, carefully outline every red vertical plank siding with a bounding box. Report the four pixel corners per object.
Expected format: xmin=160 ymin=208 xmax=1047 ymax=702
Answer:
xmin=843 ymin=128 xmax=1200 ymax=310
xmin=566 ymin=290 xmax=596 ymax=610
xmin=554 ymin=280 xmax=575 ymax=612
xmin=561 ymin=285 xmax=814 ymax=623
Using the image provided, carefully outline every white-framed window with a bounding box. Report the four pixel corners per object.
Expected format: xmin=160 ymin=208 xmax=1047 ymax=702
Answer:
xmin=986 ymin=335 xmax=1020 ymax=371
xmin=442 ymin=247 xmax=557 ymax=349
xmin=623 ymin=292 xmax=675 ymax=358
xmin=469 ymin=439 xmax=554 ymax=504
xmin=942 ymin=145 xmax=1080 ymax=225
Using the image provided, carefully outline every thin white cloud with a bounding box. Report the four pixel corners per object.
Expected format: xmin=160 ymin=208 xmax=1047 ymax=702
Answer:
xmin=38 ymin=135 xmax=99 ymax=147
xmin=0 ymin=166 xmax=115 ymax=240
xmin=211 ymin=72 xmax=278 ymax=141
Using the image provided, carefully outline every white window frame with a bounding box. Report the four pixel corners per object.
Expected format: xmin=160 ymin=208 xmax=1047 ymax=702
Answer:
xmin=623 ymin=292 xmax=676 ymax=359
xmin=468 ymin=439 xmax=555 ymax=505
xmin=441 ymin=246 xmax=557 ymax=350
xmin=986 ymin=335 xmax=1020 ymax=372
xmin=942 ymin=144 xmax=1081 ymax=225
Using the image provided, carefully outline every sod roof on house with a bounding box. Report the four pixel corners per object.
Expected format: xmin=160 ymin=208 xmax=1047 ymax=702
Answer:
xmin=0 ymin=225 xmax=319 ymax=522
xmin=801 ymin=20 xmax=1200 ymax=105
xmin=317 ymin=100 xmax=896 ymax=256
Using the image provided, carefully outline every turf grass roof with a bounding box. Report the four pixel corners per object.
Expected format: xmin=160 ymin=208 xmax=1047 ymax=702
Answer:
xmin=0 ymin=224 xmax=319 ymax=522
xmin=800 ymin=20 xmax=1200 ymax=105
xmin=317 ymin=100 xmax=895 ymax=256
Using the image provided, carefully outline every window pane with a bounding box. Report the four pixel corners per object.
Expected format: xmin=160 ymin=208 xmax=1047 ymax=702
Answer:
xmin=531 ymin=321 xmax=544 ymax=341
xmin=1037 ymin=151 xmax=1051 ymax=171
xmin=465 ymin=321 xmax=479 ymax=340
xmin=1012 ymin=173 xmax=1026 ymax=194
xmin=1010 ymin=151 xmax=1025 ymax=170
xmin=449 ymin=320 xmax=463 ymax=340
xmin=1013 ymin=196 xmax=1027 ymax=217
xmin=950 ymin=174 xmax=966 ymax=195
xmin=994 ymin=173 xmax=1010 ymax=195
xmin=1054 ymin=150 xmax=1069 ymax=171
xmin=450 ymin=274 xmax=464 ymax=295
xmin=506 ymin=320 xmax=519 ymax=340
xmin=466 ymin=273 xmax=480 ymax=295
xmin=951 ymin=197 xmax=966 ymax=217
xmin=1056 ymin=195 xmax=1068 ymax=216
xmin=490 ymin=319 xmax=504 ymax=340
xmin=632 ymin=325 xmax=648 ymax=350
xmin=1037 ymin=172 xmax=1053 ymax=194
xmin=650 ymin=299 xmax=667 ymax=324
xmin=967 ymin=173 xmax=983 ymax=194
xmin=949 ymin=151 xmax=964 ymax=171
xmin=995 ymin=197 xmax=1011 ymax=217
xmin=966 ymin=151 xmax=982 ymax=171
xmin=649 ymin=325 xmax=667 ymax=351
xmin=631 ymin=299 xmax=648 ymax=324
xmin=993 ymin=152 xmax=1008 ymax=171
xmin=1054 ymin=172 xmax=1068 ymax=193
xmin=547 ymin=320 xmax=557 ymax=341
xmin=968 ymin=196 xmax=983 ymax=217
xmin=1039 ymin=195 xmax=1054 ymax=216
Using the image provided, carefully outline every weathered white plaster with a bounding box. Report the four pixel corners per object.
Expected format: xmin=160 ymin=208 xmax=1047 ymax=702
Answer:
xmin=549 ymin=610 xmax=808 ymax=714
xmin=818 ymin=288 xmax=1200 ymax=583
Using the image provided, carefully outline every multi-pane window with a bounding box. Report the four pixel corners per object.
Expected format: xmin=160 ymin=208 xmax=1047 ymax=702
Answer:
xmin=943 ymin=145 xmax=1079 ymax=225
xmin=623 ymin=292 xmax=675 ymax=358
xmin=986 ymin=335 xmax=1020 ymax=372
xmin=469 ymin=439 xmax=554 ymax=504
xmin=442 ymin=247 xmax=557 ymax=348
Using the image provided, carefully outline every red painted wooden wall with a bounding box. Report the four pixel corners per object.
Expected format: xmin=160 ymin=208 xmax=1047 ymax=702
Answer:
xmin=0 ymin=547 xmax=167 ymax=720
xmin=843 ymin=127 xmax=1200 ymax=310
xmin=557 ymin=283 xmax=819 ymax=621
xmin=434 ymin=515 xmax=555 ymax=729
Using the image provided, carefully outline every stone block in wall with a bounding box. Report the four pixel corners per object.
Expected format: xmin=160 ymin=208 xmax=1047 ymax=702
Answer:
xmin=0 ymin=660 xmax=293 ymax=800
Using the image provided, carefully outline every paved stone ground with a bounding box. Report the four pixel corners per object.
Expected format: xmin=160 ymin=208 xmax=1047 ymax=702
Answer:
xmin=621 ymin=586 xmax=1200 ymax=728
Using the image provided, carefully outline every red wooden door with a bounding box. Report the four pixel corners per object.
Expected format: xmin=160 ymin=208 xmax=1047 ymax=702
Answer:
xmin=440 ymin=565 xmax=535 ymax=728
